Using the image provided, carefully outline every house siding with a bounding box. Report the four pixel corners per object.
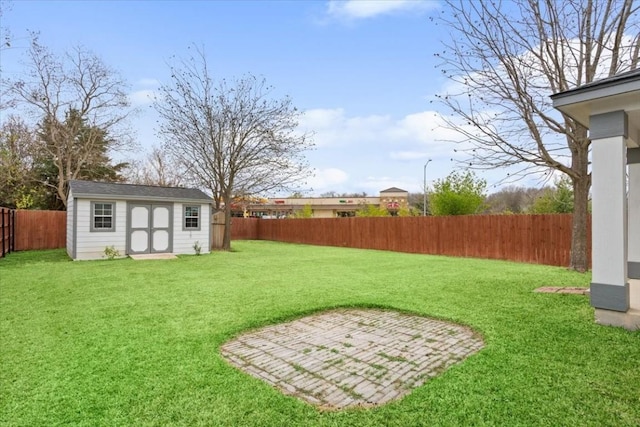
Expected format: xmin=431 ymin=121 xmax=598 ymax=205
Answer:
xmin=74 ymin=199 xmax=127 ymax=260
xmin=66 ymin=190 xmax=75 ymax=259
xmin=172 ymin=203 xmax=210 ymax=255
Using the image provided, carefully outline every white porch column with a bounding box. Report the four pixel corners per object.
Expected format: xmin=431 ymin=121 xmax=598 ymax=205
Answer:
xmin=590 ymin=111 xmax=629 ymax=315
xmin=628 ymin=148 xmax=640 ymax=312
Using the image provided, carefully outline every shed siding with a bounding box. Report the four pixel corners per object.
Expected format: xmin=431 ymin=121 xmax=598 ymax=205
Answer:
xmin=66 ymin=190 xmax=74 ymax=259
xmin=172 ymin=203 xmax=210 ymax=255
xmin=74 ymin=199 xmax=127 ymax=260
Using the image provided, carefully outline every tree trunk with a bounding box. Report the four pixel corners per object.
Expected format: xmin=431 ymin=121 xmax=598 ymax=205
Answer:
xmin=569 ymin=126 xmax=590 ymax=272
xmin=571 ymin=177 xmax=589 ymax=272
xmin=223 ymin=200 xmax=232 ymax=251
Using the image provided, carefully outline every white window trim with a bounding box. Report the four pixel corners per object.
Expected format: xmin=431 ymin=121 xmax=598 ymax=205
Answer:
xmin=90 ymin=201 xmax=116 ymax=232
xmin=183 ymin=205 xmax=201 ymax=231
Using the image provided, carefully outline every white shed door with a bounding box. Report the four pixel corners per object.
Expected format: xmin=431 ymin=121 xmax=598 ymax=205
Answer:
xmin=130 ymin=205 xmax=150 ymax=253
xmin=151 ymin=205 xmax=170 ymax=252
xmin=127 ymin=203 xmax=173 ymax=254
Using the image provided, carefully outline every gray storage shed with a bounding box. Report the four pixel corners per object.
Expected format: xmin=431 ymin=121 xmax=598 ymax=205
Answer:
xmin=67 ymin=180 xmax=213 ymax=260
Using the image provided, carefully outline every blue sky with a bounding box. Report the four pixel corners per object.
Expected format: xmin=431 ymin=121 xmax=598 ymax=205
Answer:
xmin=2 ymin=0 xmax=521 ymax=196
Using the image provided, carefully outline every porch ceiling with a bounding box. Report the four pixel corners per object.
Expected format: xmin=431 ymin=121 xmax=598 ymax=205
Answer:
xmin=551 ymin=70 xmax=640 ymax=147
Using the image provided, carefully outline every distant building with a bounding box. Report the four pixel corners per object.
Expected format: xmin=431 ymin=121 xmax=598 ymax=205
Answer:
xmin=232 ymin=187 xmax=409 ymax=218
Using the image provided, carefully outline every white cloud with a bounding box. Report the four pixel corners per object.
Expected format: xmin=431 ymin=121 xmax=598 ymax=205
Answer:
xmin=307 ymin=167 xmax=349 ymax=192
xmin=301 ymin=107 xmax=346 ymax=129
xmin=389 ymin=150 xmax=427 ymax=161
xmin=137 ymin=78 xmax=160 ymax=87
xmin=360 ymin=175 xmax=422 ymax=193
xmin=299 ymin=107 xmax=468 ymax=157
xmin=298 ymin=105 xmax=550 ymax=195
xmin=297 ymin=107 xmax=470 ymax=194
xmin=299 ymin=108 xmax=393 ymax=147
xmin=326 ymin=0 xmax=436 ymax=20
xmin=129 ymin=89 xmax=156 ymax=106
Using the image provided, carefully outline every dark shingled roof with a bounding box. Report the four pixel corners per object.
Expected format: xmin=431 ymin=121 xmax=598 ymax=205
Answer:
xmin=69 ymin=180 xmax=212 ymax=203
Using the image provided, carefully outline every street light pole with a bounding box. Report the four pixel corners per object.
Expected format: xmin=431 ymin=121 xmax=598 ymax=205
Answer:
xmin=423 ymin=159 xmax=432 ymax=216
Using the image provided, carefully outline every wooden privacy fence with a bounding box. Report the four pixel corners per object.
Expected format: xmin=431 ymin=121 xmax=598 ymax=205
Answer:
xmin=14 ymin=210 xmax=67 ymax=251
xmin=231 ymin=217 xmax=259 ymax=240
xmin=1 ymin=207 xmax=16 ymax=258
xmin=231 ymin=214 xmax=592 ymax=268
xmin=4 ymin=210 xmax=591 ymax=268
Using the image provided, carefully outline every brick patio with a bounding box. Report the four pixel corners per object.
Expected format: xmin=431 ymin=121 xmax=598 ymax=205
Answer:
xmin=534 ymin=286 xmax=589 ymax=295
xmin=220 ymin=308 xmax=484 ymax=410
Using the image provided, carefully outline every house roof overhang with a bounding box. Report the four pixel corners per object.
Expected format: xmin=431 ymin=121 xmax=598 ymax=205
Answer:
xmin=551 ymin=69 xmax=640 ymax=147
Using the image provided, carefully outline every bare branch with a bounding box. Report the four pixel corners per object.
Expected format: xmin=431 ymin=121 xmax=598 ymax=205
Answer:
xmin=437 ymin=0 xmax=638 ymax=271
xmin=4 ymin=40 xmax=133 ymax=207
xmin=154 ymin=47 xmax=314 ymax=249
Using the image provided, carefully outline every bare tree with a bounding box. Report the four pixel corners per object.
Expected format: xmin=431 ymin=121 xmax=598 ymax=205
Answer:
xmin=436 ymin=0 xmax=639 ymax=271
xmin=484 ymin=186 xmax=544 ymax=214
xmin=4 ymin=40 xmax=132 ymax=208
xmin=0 ymin=1 xmax=15 ymax=54
xmin=154 ymin=49 xmax=313 ymax=250
xmin=124 ymin=146 xmax=185 ymax=187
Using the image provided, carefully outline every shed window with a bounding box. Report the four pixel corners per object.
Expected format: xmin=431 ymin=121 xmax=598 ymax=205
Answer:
xmin=184 ymin=206 xmax=200 ymax=230
xmin=91 ymin=202 xmax=115 ymax=232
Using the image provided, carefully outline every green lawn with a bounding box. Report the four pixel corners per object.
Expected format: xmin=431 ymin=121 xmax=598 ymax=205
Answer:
xmin=1 ymin=241 xmax=638 ymax=426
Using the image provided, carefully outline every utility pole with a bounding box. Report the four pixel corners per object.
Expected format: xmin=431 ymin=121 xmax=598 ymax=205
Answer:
xmin=423 ymin=159 xmax=432 ymax=216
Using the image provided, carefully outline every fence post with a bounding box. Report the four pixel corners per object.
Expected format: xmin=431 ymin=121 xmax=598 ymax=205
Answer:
xmin=0 ymin=207 xmax=15 ymax=258
xmin=1 ymin=207 xmax=5 ymax=258
xmin=10 ymin=209 xmax=15 ymax=253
